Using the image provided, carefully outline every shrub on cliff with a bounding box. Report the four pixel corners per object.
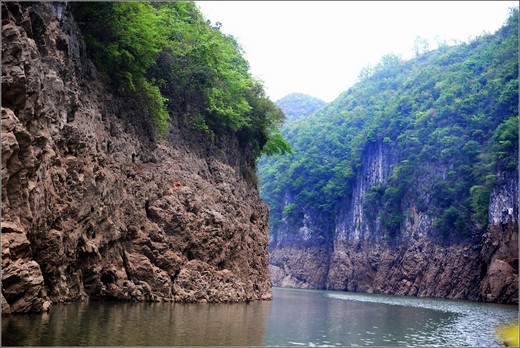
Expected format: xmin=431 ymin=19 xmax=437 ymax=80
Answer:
xmin=73 ymin=2 xmax=289 ymax=159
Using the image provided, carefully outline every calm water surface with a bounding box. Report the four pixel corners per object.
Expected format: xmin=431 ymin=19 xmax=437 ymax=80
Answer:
xmin=2 ymin=287 xmax=517 ymax=346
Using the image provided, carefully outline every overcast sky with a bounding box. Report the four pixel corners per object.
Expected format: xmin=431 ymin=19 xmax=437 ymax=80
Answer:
xmin=196 ymin=1 xmax=517 ymax=103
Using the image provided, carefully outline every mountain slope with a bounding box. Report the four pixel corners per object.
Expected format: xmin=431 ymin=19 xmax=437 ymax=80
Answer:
xmin=260 ymin=9 xmax=518 ymax=303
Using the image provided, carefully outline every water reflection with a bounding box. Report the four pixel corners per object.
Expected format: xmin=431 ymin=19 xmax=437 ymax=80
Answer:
xmin=2 ymin=288 xmax=517 ymax=346
xmin=3 ymin=300 xmax=272 ymax=346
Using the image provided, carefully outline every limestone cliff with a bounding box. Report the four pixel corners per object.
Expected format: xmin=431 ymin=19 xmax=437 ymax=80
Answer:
xmin=269 ymin=141 xmax=518 ymax=304
xmin=2 ymin=2 xmax=271 ymax=314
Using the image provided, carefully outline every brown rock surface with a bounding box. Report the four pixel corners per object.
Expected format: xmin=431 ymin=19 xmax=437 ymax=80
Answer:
xmin=271 ymin=228 xmax=518 ymax=304
xmin=2 ymin=2 xmax=271 ymax=314
xmin=269 ymin=245 xmax=331 ymax=289
xmin=326 ymin=238 xmax=483 ymax=300
xmin=479 ymin=223 xmax=519 ymax=303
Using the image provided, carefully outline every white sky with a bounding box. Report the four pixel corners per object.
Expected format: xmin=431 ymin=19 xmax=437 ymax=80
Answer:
xmin=196 ymin=1 xmax=517 ymax=103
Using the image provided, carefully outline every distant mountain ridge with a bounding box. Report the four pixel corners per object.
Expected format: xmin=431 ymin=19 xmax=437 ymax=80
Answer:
xmin=276 ymin=93 xmax=325 ymax=123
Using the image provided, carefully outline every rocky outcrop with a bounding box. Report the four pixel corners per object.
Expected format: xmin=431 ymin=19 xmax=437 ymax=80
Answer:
xmin=2 ymin=2 xmax=271 ymax=314
xmin=269 ymin=244 xmax=331 ymax=289
xmin=325 ymin=238 xmax=484 ymax=300
xmin=269 ymin=142 xmax=518 ymax=304
xmin=479 ymin=170 xmax=519 ymax=303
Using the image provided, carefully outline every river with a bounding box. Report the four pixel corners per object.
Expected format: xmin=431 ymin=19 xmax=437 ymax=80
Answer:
xmin=2 ymin=287 xmax=517 ymax=346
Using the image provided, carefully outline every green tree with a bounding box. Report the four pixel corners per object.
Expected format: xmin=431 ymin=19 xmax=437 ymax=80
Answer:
xmin=73 ymin=1 xmax=290 ymax=158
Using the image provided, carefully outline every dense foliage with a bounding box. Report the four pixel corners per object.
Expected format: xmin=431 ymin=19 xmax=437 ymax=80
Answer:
xmin=258 ymin=9 xmax=518 ymax=238
xmin=73 ymin=2 xmax=289 ymax=159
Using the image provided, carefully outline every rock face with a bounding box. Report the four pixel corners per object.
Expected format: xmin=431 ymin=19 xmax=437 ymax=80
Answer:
xmin=2 ymin=2 xmax=271 ymax=314
xmin=269 ymin=141 xmax=518 ymax=304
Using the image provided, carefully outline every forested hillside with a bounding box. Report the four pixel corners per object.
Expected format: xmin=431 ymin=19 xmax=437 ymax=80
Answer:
xmin=259 ymin=9 xmax=518 ymax=240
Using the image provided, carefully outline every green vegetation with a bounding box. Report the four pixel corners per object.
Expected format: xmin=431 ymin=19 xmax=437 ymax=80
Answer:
xmin=73 ymin=2 xmax=289 ymax=159
xmin=258 ymin=8 xmax=518 ymax=238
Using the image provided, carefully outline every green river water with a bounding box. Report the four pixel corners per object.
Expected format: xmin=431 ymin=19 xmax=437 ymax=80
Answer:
xmin=2 ymin=287 xmax=517 ymax=346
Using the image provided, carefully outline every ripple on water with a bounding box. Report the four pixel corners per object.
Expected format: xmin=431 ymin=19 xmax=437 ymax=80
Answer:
xmin=327 ymin=291 xmax=517 ymax=346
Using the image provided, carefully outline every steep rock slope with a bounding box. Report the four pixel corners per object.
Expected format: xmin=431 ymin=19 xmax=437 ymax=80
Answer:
xmin=2 ymin=2 xmax=271 ymax=314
